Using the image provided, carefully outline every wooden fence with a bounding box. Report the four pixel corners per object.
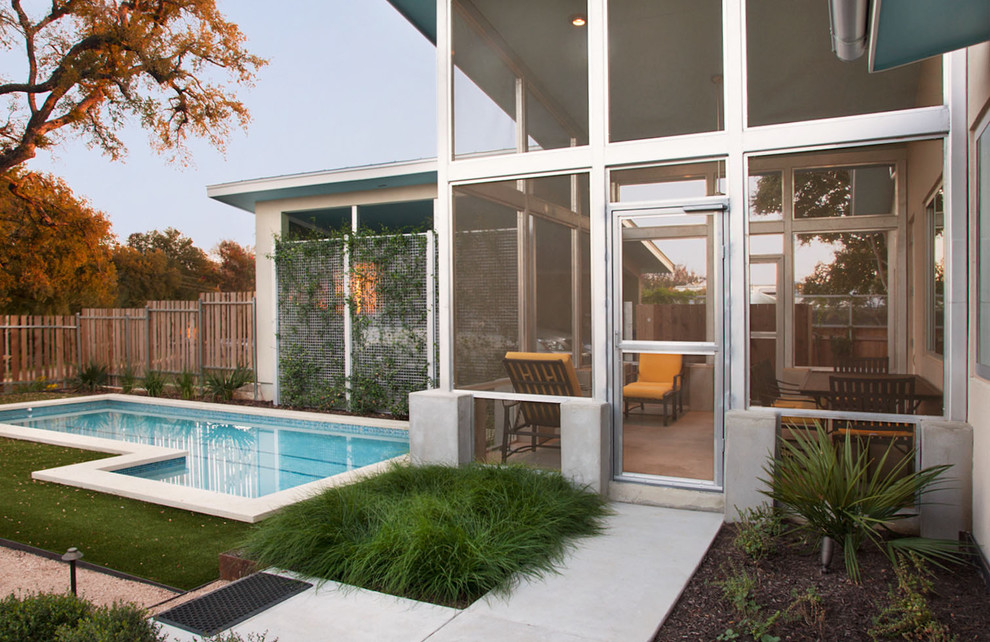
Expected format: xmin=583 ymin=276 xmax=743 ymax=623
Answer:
xmin=1 ymin=292 xmax=256 ymax=389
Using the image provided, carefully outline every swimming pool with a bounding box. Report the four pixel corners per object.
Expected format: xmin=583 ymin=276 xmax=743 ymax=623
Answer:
xmin=0 ymin=395 xmax=410 ymax=522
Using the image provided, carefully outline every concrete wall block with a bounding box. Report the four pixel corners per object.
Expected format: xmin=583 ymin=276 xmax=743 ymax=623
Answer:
xmin=560 ymin=399 xmax=610 ymax=494
xmin=408 ymin=390 xmax=474 ymax=466
xmin=724 ymin=409 xmax=778 ymax=522
xmin=919 ymin=419 xmax=973 ymax=540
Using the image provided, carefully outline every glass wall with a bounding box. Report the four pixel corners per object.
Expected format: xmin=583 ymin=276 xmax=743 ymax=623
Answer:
xmin=452 ymin=0 xmax=589 ymax=158
xmin=747 ymin=0 xmax=942 ymax=127
xmin=452 ymin=173 xmax=591 ymax=390
xmin=748 ymin=143 xmax=944 ymax=417
xmin=608 ymin=0 xmax=723 ymax=142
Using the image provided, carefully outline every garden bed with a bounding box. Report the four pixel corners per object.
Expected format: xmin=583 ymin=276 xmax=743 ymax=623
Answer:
xmin=655 ymin=523 xmax=990 ymax=641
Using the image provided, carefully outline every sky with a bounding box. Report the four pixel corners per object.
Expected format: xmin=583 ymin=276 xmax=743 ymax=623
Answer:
xmin=24 ymin=1 xmax=437 ymax=252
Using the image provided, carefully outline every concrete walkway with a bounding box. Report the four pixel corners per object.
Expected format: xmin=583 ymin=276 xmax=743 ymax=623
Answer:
xmin=158 ymin=503 xmax=723 ymax=642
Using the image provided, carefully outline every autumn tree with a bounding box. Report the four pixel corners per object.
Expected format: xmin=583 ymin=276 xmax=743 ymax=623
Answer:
xmin=0 ymin=170 xmax=117 ymax=313
xmin=114 ymin=227 xmax=217 ymax=305
xmin=0 ymin=0 xmax=266 ymax=177
xmin=213 ymin=239 xmax=254 ymax=292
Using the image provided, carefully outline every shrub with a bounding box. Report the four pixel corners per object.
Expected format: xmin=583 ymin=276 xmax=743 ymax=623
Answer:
xmin=244 ymin=463 xmax=609 ymax=606
xmin=118 ymin=367 xmax=136 ymax=394
xmin=204 ymin=366 xmax=253 ymax=401
xmin=75 ymin=362 xmax=108 ymax=392
xmin=733 ymin=504 xmax=783 ymax=560
xmin=53 ymin=602 xmax=164 ymax=642
xmin=761 ymin=423 xmax=960 ymax=582
xmin=869 ymin=553 xmax=954 ymax=641
xmin=174 ymin=370 xmax=198 ymax=400
xmin=0 ymin=593 xmax=91 ymax=642
xmin=142 ymin=370 xmax=166 ymax=397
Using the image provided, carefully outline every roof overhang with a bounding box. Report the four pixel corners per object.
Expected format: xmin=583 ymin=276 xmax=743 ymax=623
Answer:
xmin=869 ymin=0 xmax=990 ymax=72
xmin=207 ymin=159 xmax=438 ymax=213
xmin=385 ymin=0 xmax=436 ymax=43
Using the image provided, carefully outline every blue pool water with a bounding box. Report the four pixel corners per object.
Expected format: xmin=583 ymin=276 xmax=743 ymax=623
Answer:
xmin=0 ymin=400 xmax=408 ymax=498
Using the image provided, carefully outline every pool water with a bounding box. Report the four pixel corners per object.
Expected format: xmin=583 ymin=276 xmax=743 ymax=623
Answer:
xmin=0 ymin=401 xmax=408 ymax=498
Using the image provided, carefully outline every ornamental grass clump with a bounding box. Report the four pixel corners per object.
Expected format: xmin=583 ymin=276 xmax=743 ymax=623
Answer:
xmin=243 ymin=463 xmax=609 ymax=606
xmin=761 ymin=423 xmax=961 ymax=583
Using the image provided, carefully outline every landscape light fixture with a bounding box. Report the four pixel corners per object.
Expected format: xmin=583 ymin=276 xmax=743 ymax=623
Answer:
xmin=62 ymin=547 xmax=84 ymax=596
xmin=571 ymin=14 xmax=587 ymax=27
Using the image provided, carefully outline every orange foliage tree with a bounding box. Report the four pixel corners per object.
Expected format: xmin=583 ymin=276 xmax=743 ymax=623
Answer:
xmin=213 ymin=239 xmax=255 ymax=292
xmin=0 ymin=0 xmax=266 ymax=175
xmin=0 ymin=170 xmax=117 ymax=313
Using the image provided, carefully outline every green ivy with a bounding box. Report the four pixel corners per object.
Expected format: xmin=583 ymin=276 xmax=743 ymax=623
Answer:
xmin=274 ymin=227 xmax=437 ymax=416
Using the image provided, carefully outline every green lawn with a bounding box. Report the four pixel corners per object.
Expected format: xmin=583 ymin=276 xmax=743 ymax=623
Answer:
xmin=0 ymin=437 xmax=252 ymax=590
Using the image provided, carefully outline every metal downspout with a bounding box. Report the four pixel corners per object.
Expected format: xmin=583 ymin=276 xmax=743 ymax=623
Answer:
xmin=828 ymin=0 xmax=869 ymax=61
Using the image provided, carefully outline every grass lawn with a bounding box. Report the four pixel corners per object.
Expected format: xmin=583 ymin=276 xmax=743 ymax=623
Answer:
xmin=0 ymin=437 xmax=252 ymax=590
xmin=0 ymin=391 xmax=80 ymax=405
xmin=244 ymin=463 xmax=610 ymax=607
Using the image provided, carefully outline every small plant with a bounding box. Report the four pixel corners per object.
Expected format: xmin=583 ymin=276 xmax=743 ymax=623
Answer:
xmin=118 ymin=366 xmax=136 ymax=394
xmin=75 ymin=362 xmax=108 ymax=392
xmin=761 ymin=423 xmax=961 ymax=582
xmin=733 ymin=504 xmax=783 ymax=560
xmin=786 ymin=586 xmax=826 ymax=638
xmin=175 ymin=370 xmax=198 ymax=400
xmin=869 ymin=553 xmax=955 ymax=641
xmin=715 ymin=565 xmax=782 ymax=642
xmin=142 ymin=370 xmax=166 ymax=397
xmin=204 ymin=366 xmax=253 ymax=401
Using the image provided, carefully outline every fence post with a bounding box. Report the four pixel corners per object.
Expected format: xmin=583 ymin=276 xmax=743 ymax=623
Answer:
xmin=145 ymin=306 xmax=151 ymax=376
xmin=75 ymin=313 xmax=82 ymax=376
xmin=198 ymin=299 xmax=204 ymax=384
xmin=252 ymin=296 xmax=258 ymax=400
xmin=122 ymin=311 xmax=129 ymax=383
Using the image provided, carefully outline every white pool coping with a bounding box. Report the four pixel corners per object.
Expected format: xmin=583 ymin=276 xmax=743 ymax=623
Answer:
xmin=0 ymin=394 xmax=409 ymax=523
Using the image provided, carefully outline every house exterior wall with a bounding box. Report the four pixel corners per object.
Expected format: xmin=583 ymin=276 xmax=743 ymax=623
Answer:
xmin=968 ymin=40 xmax=990 ymax=567
xmin=252 ymin=184 xmax=437 ymax=401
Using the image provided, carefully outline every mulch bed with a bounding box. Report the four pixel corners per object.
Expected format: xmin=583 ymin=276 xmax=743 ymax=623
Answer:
xmin=655 ymin=524 xmax=990 ymax=641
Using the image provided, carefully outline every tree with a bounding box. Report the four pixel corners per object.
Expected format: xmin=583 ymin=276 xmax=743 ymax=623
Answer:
xmin=0 ymin=0 xmax=266 ymax=175
xmin=0 ymin=170 xmax=117 ymax=313
xmin=114 ymin=227 xmax=216 ymax=304
xmin=213 ymin=239 xmax=254 ymax=292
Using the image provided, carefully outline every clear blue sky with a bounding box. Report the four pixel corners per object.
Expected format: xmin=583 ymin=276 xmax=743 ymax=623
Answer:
xmin=24 ymin=0 xmax=437 ymax=251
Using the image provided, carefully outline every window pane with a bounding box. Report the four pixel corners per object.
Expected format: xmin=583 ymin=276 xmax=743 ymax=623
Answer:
xmin=609 ymin=0 xmax=723 ymax=142
xmin=978 ymin=126 xmax=990 ymax=375
xmin=453 ymin=175 xmax=591 ymax=390
xmin=452 ymin=0 xmax=589 ymax=159
xmin=612 ymin=161 xmax=725 ymax=202
xmin=747 ymin=0 xmax=942 ymax=127
xmin=928 ymin=189 xmax=944 ymax=356
xmin=749 ymin=172 xmax=782 ymax=221
xmin=794 ymin=232 xmax=888 ymax=368
xmin=794 ymin=165 xmax=895 ymax=218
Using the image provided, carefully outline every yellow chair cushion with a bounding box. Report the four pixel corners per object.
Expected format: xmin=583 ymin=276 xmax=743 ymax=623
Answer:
xmin=623 ymin=381 xmax=674 ymax=400
xmin=638 ymin=354 xmax=682 ymax=384
xmin=504 ymin=351 xmax=582 ymax=396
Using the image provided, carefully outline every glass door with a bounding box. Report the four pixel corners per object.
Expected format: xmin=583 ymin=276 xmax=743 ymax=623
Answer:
xmin=612 ymin=203 xmax=726 ymax=488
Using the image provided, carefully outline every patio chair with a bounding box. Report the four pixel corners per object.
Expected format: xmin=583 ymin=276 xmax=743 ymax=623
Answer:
xmin=834 ymin=356 xmax=889 ymax=374
xmin=622 ymin=353 xmax=683 ymax=425
xmin=827 ymin=374 xmax=917 ymax=453
xmin=500 ymin=352 xmax=582 ymax=462
xmin=749 ymin=359 xmax=816 ymax=409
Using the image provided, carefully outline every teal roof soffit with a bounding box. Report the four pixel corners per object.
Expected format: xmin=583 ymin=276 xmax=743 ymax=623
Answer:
xmin=870 ymin=0 xmax=990 ymax=72
xmin=386 ymin=0 xmax=437 ymax=43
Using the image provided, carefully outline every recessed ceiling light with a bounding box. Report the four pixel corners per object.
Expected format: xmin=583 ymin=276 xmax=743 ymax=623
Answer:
xmin=571 ymin=14 xmax=587 ymax=27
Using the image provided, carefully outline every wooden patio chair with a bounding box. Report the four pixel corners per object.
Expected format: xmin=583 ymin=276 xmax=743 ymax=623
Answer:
xmin=500 ymin=352 xmax=582 ymax=462
xmin=622 ymin=353 xmax=684 ymax=425
xmin=827 ymin=374 xmax=917 ymax=453
xmin=835 ymin=356 xmax=889 ymax=374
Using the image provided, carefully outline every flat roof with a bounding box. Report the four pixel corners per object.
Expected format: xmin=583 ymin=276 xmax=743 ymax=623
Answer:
xmin=207 ymin=158 xmax=438 ymax=213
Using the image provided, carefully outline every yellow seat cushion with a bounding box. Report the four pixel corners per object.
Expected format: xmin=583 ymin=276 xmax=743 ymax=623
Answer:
xmin=623 ymin=381 xmax=674 ymax=400
xmin=638 ymin=354 xmax=682 ymax=384
xmin=504 ymin=351 xmax=582 ymax=396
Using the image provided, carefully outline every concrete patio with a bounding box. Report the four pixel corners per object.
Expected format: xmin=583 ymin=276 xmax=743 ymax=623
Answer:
xmin=157 ymin=502 xmax=723 ymax=642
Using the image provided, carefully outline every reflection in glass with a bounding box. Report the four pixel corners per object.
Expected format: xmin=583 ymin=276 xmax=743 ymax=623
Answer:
xmin=794 ymin=165 xmax=895 ymax=218
xmin=612 ymin=161 xmax=725 ymax=203
xmin=749 ymin=173 xmax=782 ymax=221
xmin=928 ymin=189 xmax=944 ymax=355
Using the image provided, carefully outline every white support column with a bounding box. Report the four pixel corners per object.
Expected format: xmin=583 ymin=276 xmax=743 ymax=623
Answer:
xmin=409 ymin=390 xmax=474 ymax=466
xmin=561 ymin=398 xmax=610 ymax=494
xmin=919 ymin=419 xmax=973 ymax=540
xmin=723 ymin=409 xmax=777 ymax=521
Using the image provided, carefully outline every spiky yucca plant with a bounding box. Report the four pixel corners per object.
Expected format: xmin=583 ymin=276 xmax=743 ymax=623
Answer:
xmin=761 ymin=423 xmax=960 ymax=582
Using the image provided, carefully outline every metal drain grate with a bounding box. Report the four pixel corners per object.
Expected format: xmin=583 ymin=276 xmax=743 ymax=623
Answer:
xmin=156 ymin=572 xmax=312 ymax=637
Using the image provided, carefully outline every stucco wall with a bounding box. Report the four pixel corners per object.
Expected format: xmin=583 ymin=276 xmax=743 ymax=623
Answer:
xmin=253 ymin=184 xmax=437 ymax=402
xmin=968 ymin=41 xmax=990 ymax=563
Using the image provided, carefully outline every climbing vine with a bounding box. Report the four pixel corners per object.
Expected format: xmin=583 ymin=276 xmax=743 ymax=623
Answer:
xmin=274 ymin=227 xmax=437 ymax=417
